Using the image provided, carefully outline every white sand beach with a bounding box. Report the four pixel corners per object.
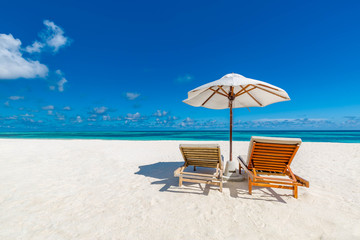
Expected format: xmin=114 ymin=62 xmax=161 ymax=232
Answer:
xmin=0 ymin=139 xmax=359 ymax=240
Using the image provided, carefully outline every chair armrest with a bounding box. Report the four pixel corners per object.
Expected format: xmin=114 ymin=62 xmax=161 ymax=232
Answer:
xmin=238 ymin=155 xmax=248 ymax=169
xmin=220 ymin=155 xmax=224 ymax=170
xmin=237 ymin=156 xmax=254 ymax=180
xmin=294 ymin=174 xmax=310 ymax=188
xmin=174 ymin=166 xmax=185 ymax=177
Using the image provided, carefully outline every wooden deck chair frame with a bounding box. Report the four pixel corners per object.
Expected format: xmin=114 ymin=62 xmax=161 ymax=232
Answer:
xmin=174 ymin=144 xmax=223 ymax=192
xmin=238 ymin=136 xmax=309 ymax=198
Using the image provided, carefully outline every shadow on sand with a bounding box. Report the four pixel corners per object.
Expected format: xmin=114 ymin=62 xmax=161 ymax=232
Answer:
xmin=135 ymin=161 xmax=288 ymax=202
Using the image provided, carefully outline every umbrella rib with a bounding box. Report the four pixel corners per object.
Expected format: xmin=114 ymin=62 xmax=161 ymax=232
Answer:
xmin=252 ymin=85 xmax=289 ymax=99
xmin=218 ymin=86 xmax=229 ymax=97
xmin=240 ymin=85 xmax=263 ymax=106
xmin=235 ymin=85 xmax=256 ymax=97
xmin=209 ymin=87 xmax=228 ymax=98
xmin=202 ymin=87 xmax=220 ymax=106
xmin=258 ymin=84 xmax=281 ymax=92
xmin=234 ymin=85 xmax=250 ymax=96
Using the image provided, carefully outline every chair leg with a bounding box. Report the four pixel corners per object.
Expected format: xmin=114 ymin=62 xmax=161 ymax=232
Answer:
xmin=219 ymin=181 xmax=223 ymax=192
xmin=248 ymin=177 xmax=252 ymax=195
xmin=239 ymin=164 xmax=241 ymax=174
xmin=293 ymin=186 xmax=298 ymax=199
xmin=179 ymin=176 xmax=182 ymax=187
xmin=194 ymin=166 xmax=196 ymax=171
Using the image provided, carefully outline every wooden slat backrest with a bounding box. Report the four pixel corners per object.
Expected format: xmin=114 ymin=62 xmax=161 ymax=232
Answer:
xmin=179 ymin=144 xmax=221 ymax=169
xmin=246 ymin=137 xmax=302 ymax=173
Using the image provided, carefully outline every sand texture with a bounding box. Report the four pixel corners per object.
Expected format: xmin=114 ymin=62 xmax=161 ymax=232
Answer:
xmin=0 ymin=139 xmax=359 ymax=240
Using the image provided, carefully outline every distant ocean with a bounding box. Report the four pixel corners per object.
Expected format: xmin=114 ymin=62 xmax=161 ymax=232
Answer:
xmin=0 ymin=131 xmax=359 ymax=143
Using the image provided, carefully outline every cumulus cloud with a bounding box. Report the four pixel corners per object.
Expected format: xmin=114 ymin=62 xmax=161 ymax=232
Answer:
xmin=153 ymin=110 xmax=168 ymax=117
xmin=6 ymin=115 xmax=18 ymax=120
xmin=234 ymin=118 xmax=336 ymax=129
xmin=0 ymin=34 xmax=48 ymax=79
xmin=125 ymin=112 xmax=141 ymax=120
xmin=125 ymin=92 xmax=140 ymax=100
xmin=55 ymin=112 xmax=65 ymax=121
xmin=102 ymin=115 xmax=111 ymax=121
xmin=63 ymin=106 xmax=71 ymax=110
xmin=42 ymin=20 xmax=70 ymax=52
xmin=42 ymin=105 xmax=54 ymax=110
xmin=175 ymin=74 xmax=193 ymax=83
xmin=25 ymin=41 xmax=44 ymax=53
xmin=8 ymin=96 xmax=24 ymax=100
xmin=343 ymin=116 xmax=360 ymax=127
xmin=25 ymin=20 xmax=70 ymax=54
xmin=93 ymin=106 xmax=108 ymax=114
xmin=20 ymin=113 xmax=34 ymax=117
xmin=57 ymin=78 xmax=67 ymax=92
xmin=72 ymin=116 xmax=83 ymax=123
xmin=87 ymin=116 xmax=97 ymax=122
xmin=49 ymin=69 xmax=67 ymax=92
xmin=124 ymin=112 xmax=147 ymax=124
xmin=1 ymin=20 xmax=71 ymax=85
xmin=180 ymin=117 xmax=194 ymax=127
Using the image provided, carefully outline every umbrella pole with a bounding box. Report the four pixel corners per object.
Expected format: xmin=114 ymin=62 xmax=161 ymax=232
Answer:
xmin=229 ymin=86 xmax=234 ymax=162
xmin=229 ymin=100 xmax=233 ymax=161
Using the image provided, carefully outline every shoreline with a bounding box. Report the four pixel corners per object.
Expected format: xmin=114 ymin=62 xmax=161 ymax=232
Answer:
xmin=0 ymin=138 xmax=359 ymax=144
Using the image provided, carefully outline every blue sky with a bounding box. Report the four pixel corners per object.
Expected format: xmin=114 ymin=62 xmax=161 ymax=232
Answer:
xmin=0 ymin=0 xmax=360 ymax=130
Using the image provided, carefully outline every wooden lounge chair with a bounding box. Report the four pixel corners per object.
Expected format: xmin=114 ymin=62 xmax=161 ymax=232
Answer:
xmin=174 ymin=144 xmax=223 ymax=192
xmin=238 ymin=136 xmax=309 ymax=198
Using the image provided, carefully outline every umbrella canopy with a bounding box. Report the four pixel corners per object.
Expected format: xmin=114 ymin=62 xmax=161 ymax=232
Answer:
xmin=184 ymin=73 xmax=290 ymax=109
xmin=183 ymin=73 xmax=290 ymax=162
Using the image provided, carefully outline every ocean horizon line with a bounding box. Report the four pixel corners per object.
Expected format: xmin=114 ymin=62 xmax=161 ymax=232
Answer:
xmin=0 ymin=129 xmax=359 ymax=132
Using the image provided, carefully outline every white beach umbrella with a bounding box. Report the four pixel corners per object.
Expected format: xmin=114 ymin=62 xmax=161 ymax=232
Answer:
xmin=183 ymin=73 xmax=290 ymax=163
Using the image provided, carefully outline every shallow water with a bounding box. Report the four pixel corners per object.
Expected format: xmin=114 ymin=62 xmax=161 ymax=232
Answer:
xmin=0 ymin=131 xmax=359 ymax=143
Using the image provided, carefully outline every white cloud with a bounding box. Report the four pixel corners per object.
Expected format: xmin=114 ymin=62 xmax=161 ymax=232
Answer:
xmin=25 ymin=41 xmax=44 ymax=53
xmin=126 ymin=112 xmax=141 ymax=119
xmin=48 ymin=69 xmax=67 ymax=92
xmin=20 ymin=113 xmax=34 ymax=117
xmin=4 ymin=101 xmax=10 ymax=107
xmin=0 ymin=20 xmax=71 ymax=91
xmin=180 ymin=117 xmax=194 ymax=127
xmin=102 ymin=115 xmax=111 ymax=121
xmin=42 ymin=20 xmax=69 ymax=52
xmin=25 ymin=20 xmax=70 ymax=54
xmin=75 ymin=116 xmax=83 ymax=123
xmin=57 ymin=77 xmax=67 ymax=92
xmin=49 ymin=69 xmax=67 ymax=92
xmin=153 ymin=110 xmax=168 ymax=117
xmin=234 ymin=118 xmax=335 ymax=129
xmin=42 ymin=105 xmax=54 ymax=110
xmin=63 ymin=106 xmax=71 ymax=110
xmin=125 ymin=92 xmax=140 ymax=100
xmin=93 ymin=106 xmax=108 ymax=114
xmin=0 ymin=34 xmax=48 ymax=79
xmin=56 ymin=112 xmax=65 ymax=121
xmin=8 ymin=96 xmax=24 ymax=100
xmin=125 ymin=112 xmax=145 ymax=123
xmin=175 ymin=74 xmax=193 ymax=83
xmin=87 ymin=117 xmax=97 ymax=122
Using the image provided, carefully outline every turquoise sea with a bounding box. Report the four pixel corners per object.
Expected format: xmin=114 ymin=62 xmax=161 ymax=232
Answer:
xmin=0 ymin=131 xmax=359 ymax=143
